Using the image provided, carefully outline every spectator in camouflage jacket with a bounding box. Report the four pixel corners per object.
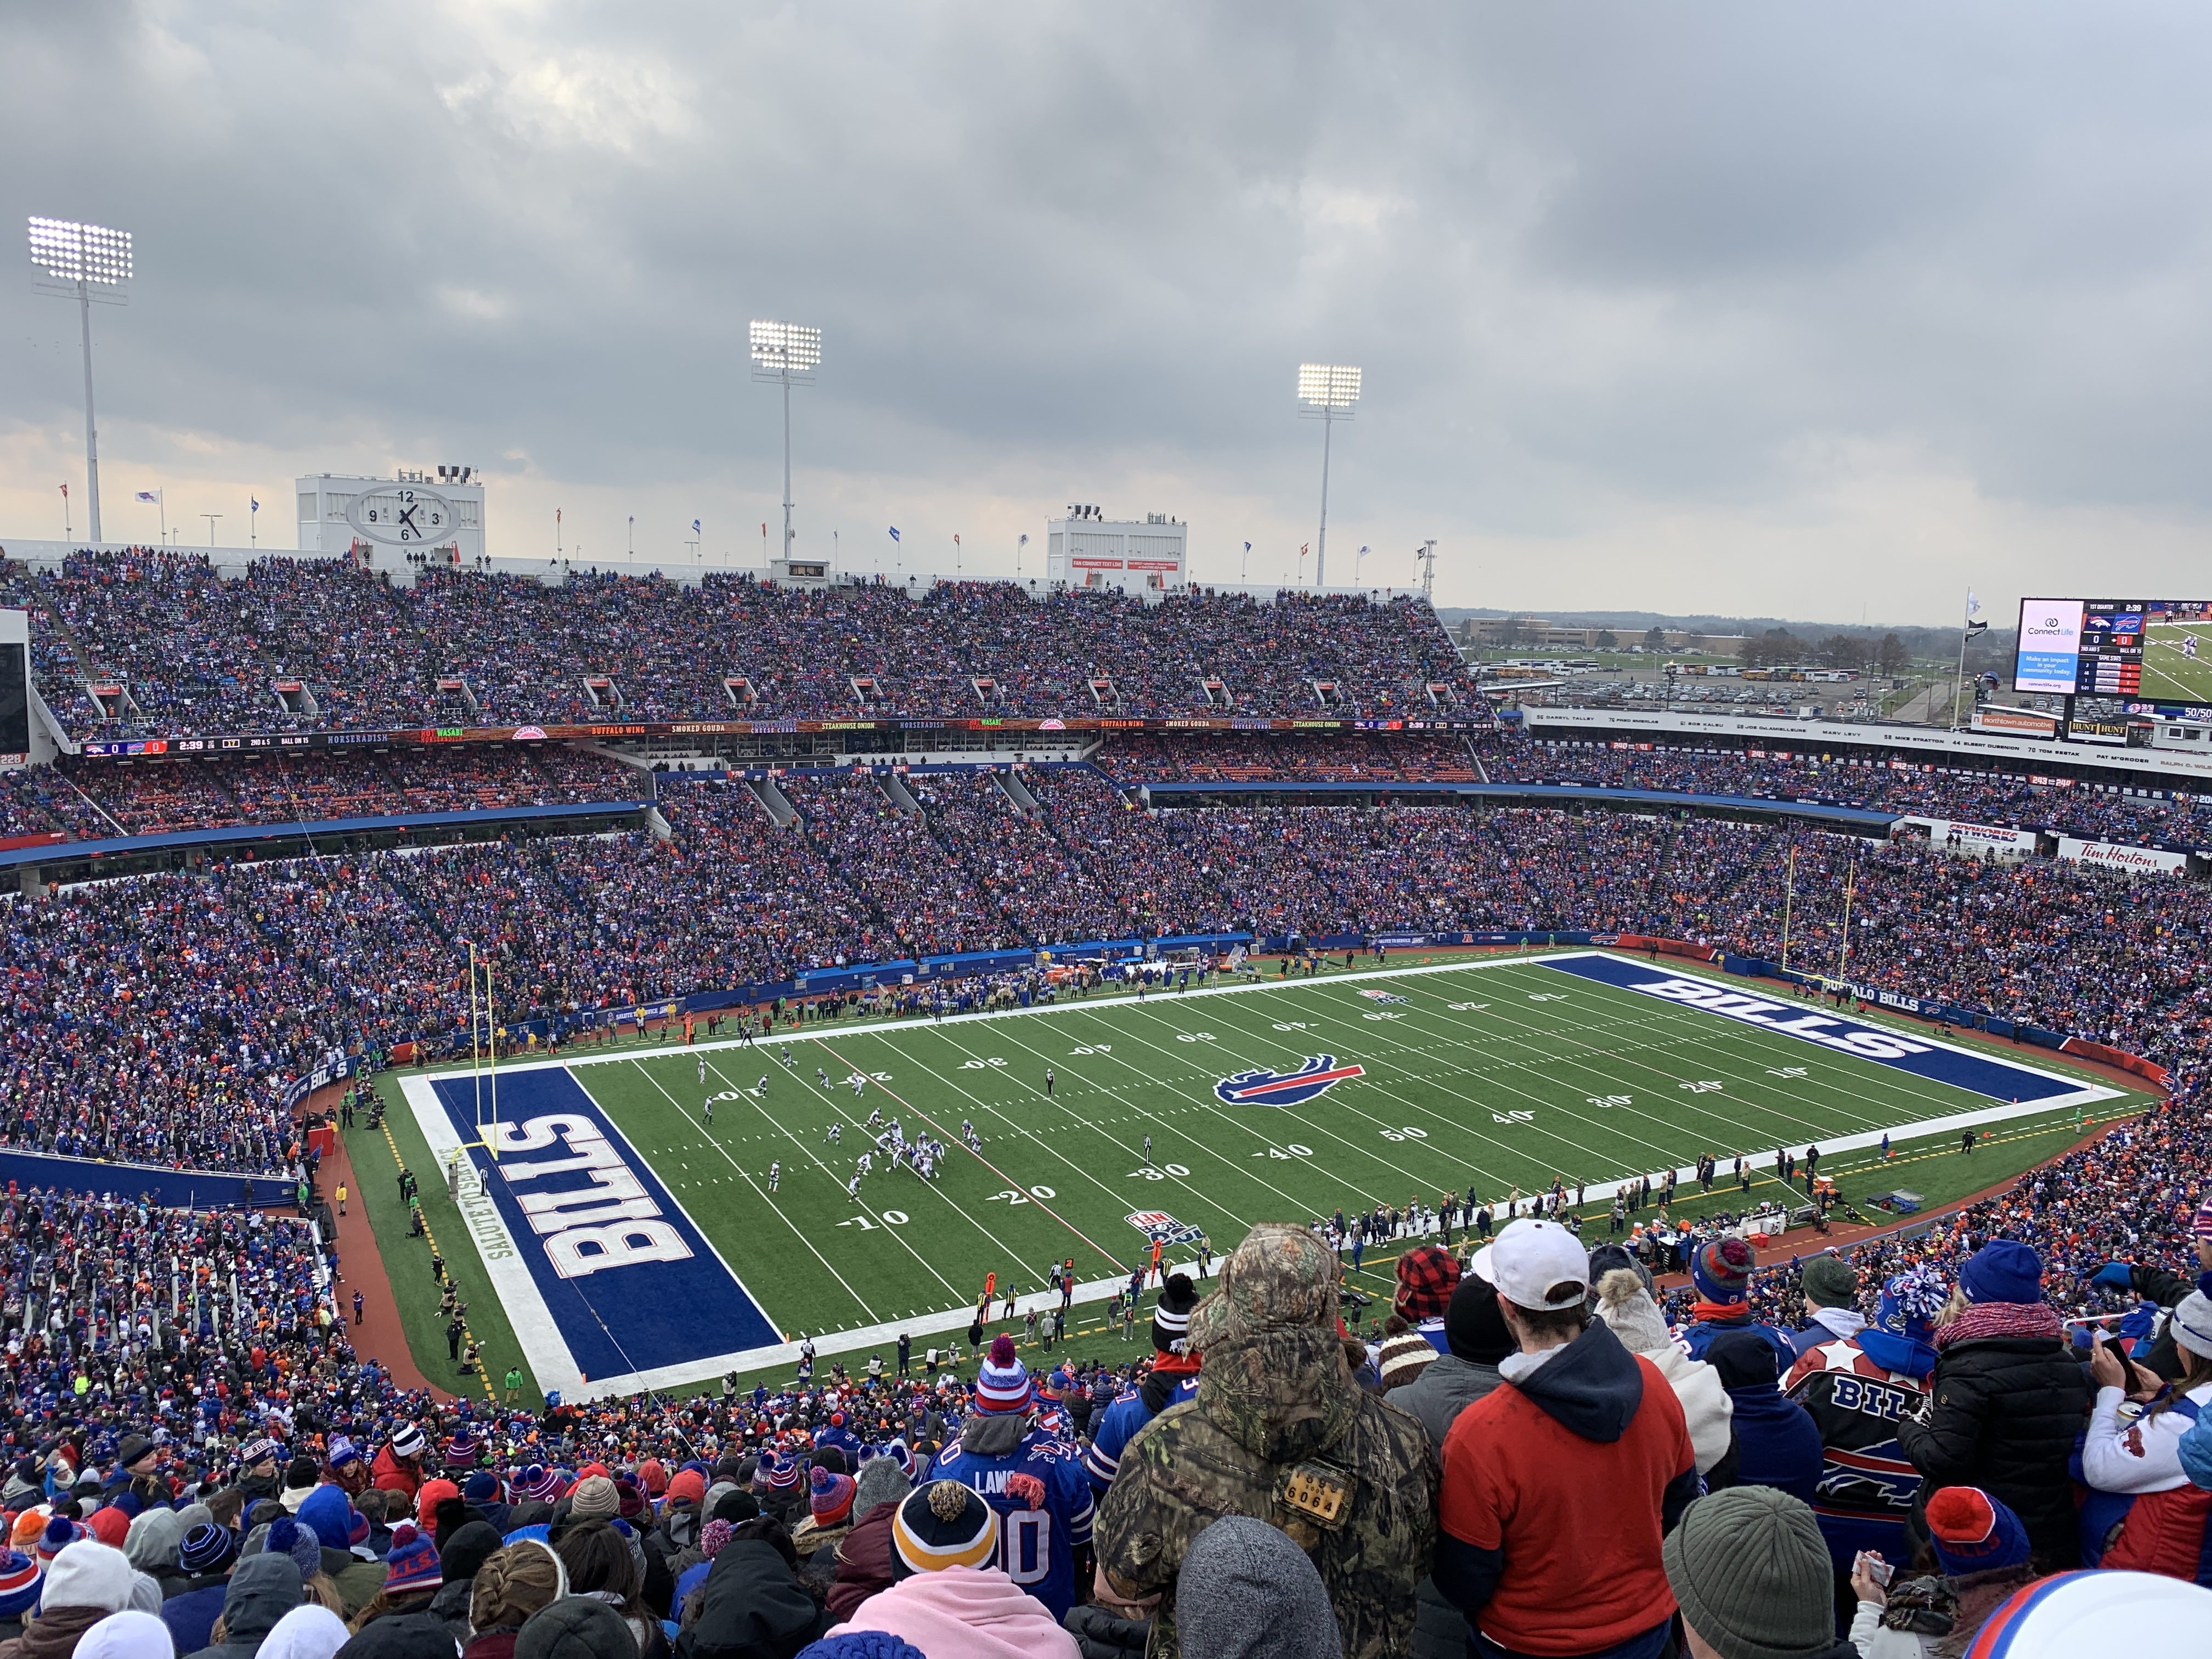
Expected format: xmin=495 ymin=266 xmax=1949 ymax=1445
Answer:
xmin=1093 ymin=1222 xmax=1437 ymax=1659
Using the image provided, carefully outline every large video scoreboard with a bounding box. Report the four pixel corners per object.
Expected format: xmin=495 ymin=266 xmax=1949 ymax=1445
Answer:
xmin=2015 ymin=596 xmax=2212 ymax=717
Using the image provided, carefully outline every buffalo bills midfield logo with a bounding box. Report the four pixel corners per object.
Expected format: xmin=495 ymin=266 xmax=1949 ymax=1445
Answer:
xmin=1214 ymin=1054 xmax=1366 ymax=1107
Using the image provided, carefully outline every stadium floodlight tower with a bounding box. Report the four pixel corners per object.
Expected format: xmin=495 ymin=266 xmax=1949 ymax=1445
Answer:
xmin=28 ymin=217 xmax=132 ymax=546
xmin=749 ymin=319 xmax=822 ymax=567
xmin=1297 ymin=363 xmax=1361 ymax=587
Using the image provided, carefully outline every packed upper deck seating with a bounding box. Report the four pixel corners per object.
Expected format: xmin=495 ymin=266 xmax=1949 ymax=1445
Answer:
xmin=7 ymin=555 xmax=1477 ymax=736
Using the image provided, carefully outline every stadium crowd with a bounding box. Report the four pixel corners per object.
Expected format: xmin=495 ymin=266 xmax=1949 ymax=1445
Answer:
xmin=5 ymin=787 xmax=2211 ymax=1177
xmin=3 ymin=554 xmax=1471 ymax=737
xmin=0 ymin=1120 xmax=2198 ymax=1659
xmin=0 ymin=793 xmax=2206 ymax=1652
xmin=22 ymin=729 xmax=2204 ymax=868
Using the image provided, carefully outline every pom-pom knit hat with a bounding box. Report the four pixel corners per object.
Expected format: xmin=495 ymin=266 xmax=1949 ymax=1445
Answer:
xmin=382 ymin=1522 xmax=443 ymax=1595
xmin=1691 ymin=1237 xmax=1757 ymax=1307
xmin=1152 ymin=1274 xmax=1199 ymax=1352
xmin=973 ymin=1336 xmax=1032 ymax=1413
xmin=36 ymin=1516 xmax=81 ymax=1565
xmin=0 ymin=1552 xmax=41 ymax=1620
xmin=1926 ymin=1486 xmax=2031 ymax=1578
xmin=808 ymin=1466 xmax=855 ymax=1528
xmin=890 ymin=1481 xmax=999 ymax=1578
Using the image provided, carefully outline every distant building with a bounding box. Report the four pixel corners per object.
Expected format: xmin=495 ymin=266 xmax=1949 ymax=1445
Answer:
xmin=296 ymin=469 xmax=484 ymax=563
xmin=1046 ymin=509 xmax=1187 ymax=595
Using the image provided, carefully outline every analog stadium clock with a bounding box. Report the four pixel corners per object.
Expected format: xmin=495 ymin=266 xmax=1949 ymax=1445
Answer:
xmin=346 ymin=484 xmax=458 ymax=548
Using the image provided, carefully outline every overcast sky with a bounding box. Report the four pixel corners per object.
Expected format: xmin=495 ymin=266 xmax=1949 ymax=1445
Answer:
xmin=5 ymin=2 xmax=2212 ymax=625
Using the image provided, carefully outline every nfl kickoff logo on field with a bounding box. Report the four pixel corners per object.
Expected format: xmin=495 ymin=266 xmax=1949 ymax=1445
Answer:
xmin=1214 ymin=1054 xmax=1367 ymax=1106
xmin=1356 ymin=989 xmax=1407 ymax=1003
xmin=1127 ymin=1211 xmax=1206 ymax=1246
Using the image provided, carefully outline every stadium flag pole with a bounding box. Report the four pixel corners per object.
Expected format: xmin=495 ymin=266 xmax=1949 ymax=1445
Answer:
xmin=1951 ymin=590 xmax=1982 ymax=730
xmin=1780 ymin=844 xmax=1796 ymax=974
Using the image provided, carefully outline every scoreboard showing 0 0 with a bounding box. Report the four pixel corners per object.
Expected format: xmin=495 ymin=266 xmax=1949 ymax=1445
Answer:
xmin=2016 ymin=599 xmax=2138 ymax=696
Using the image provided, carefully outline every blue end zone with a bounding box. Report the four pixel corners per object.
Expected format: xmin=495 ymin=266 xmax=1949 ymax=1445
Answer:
xmin=430 ymin=1067 xmax=779 ymax=1381
xmin=1538 ymin=954 xmax=2079 ymax=1104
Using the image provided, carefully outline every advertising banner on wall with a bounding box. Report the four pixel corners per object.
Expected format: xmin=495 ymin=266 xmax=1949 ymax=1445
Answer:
xmin=2056 ymin=837 xmax=2190 ymax=874
xmin=1897 ymin=816 xmax=2040 ymax=856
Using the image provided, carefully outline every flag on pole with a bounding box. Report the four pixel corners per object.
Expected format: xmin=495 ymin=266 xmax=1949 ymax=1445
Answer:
xmin=1018 ymin=534 xmax=1029 ymax=547
xmin=953 ymin=533 xmax=960 ymax=546
xmin=888 ymin=527 xmax=900 ymax=542
xmin=250 ymin=499 xmax=259 ymax=514
xmin=59 ymin=484 xmax=66 ymax=498
xmin=1965 ymin=590 xmax=1982 ymax=618
xmin=135 ymin=490 xmax=159 ymax=504
xmin=692 ymin=519 xmax=701 ymax=535
xmin=1244 ymin=541 xmax=1251 ymax=552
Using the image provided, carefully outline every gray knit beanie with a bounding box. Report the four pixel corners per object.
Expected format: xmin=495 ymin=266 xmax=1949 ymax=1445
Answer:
xmin=1176 ymin=1515 xmax=1342 ymax=1659
xmin=852 ymin=1455 xmax=910 ymax=1523
xmin=1663 ymin=1488 xmax=1835 ymax=1659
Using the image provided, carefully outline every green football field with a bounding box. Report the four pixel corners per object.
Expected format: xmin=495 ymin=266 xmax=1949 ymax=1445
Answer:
xmin=390 ymin=949 xmax=2136 ymax=1396
xmin=2141 ymin=617 xmax=2212 ymax=706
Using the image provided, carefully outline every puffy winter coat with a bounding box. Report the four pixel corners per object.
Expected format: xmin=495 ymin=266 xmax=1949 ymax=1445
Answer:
xmin=673 ymin=1540 xmax=826 ymax=1659
xmin=1894 ymin=1332 xmax=2089 ymax=1567
xmin=2078 ymin=1381 xmax=2212 ymax=1583
xmin=368 ymin=1446 xmax=424 ymax=1503
xmin=180 ymin=1554 xmax=305 ymax=1659
xmin=825 ymin=1505 xmax=896 ymax=1624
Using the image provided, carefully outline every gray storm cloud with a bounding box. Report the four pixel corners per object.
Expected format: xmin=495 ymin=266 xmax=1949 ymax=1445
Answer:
xmin=5 ymin=1 xmax=2211 ymax=622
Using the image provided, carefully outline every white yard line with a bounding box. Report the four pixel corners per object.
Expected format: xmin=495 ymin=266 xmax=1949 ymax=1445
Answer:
xmin=975 ymin=1018 xmax=1260 ymax=1235
xmin=691 ymin=1051 xmax=970 ymax=1309
xmin=622 ymin=1058 xmax=881 ymax=1323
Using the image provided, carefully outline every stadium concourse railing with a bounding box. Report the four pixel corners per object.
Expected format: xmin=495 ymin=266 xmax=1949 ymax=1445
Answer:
xmin=0 ymin=798 xmax=659 ymax=885
xmin=0 ymin=1149 xmax=298 ymax=1210
xmin=1135 ymin=777 xmax=1905 ymax=833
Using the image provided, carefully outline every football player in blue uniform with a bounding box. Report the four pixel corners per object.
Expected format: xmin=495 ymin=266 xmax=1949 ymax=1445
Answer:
xmin=926 ymin=1335 xmax=1093 ymax=1621
xmin=1082 ymin=1272 xmax=1201 ymax=1498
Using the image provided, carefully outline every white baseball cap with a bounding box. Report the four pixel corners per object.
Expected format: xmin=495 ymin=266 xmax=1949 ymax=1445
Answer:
xmin=1471 ymin=1218 xmax=1590 ymax=1312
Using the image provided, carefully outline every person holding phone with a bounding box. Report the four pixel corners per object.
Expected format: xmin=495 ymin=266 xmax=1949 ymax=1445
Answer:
xmin=1846 ymin=1485 xmax=2038 ymax=1657
xmin=2076 ymin=1291 xmax=2212 ymax=1577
